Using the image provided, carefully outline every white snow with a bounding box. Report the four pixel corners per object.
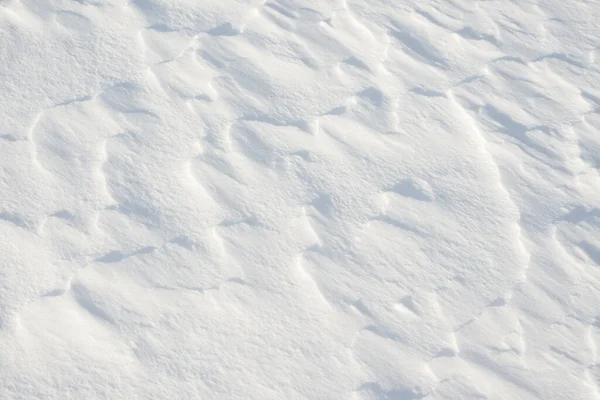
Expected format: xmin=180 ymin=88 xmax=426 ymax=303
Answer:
xmin=0 ymin=0 xmax=599 ymax=398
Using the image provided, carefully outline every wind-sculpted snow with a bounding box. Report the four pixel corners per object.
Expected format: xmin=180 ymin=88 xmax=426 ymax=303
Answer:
xmin=0 ymin=0 xmax=599 ymax=399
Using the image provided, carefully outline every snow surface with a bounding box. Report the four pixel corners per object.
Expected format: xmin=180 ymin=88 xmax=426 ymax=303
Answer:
xmin=1 ymin=0 xmax=600 ymax=398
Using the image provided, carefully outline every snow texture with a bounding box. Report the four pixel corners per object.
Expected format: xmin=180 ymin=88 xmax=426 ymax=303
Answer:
xmin=0 ymin=0 xmax=599 ymax=399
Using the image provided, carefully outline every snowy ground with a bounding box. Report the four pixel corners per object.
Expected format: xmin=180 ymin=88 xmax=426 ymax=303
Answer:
xmin=0 ymin=0 xmax=599 ymax=398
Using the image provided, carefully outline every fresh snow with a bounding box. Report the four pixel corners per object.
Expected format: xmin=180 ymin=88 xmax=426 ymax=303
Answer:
xmin=0 ymin=0 xmax=599 ymax=399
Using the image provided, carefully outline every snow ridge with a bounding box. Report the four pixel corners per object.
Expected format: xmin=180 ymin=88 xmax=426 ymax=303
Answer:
xmin=0 ymin=0 xmax=599 ymax=399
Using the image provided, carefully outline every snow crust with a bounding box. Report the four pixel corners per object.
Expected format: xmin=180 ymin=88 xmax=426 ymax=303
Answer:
xmin=0 ymin=0 xmax=599 ymax=398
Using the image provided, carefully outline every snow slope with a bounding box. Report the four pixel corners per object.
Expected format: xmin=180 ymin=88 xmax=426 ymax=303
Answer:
xmin=0 ymin=0 xmax=599 ymax=398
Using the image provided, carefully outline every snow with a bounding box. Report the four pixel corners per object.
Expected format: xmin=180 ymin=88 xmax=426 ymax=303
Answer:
xmin=0 ymin=0 xmax=599 ymax=398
